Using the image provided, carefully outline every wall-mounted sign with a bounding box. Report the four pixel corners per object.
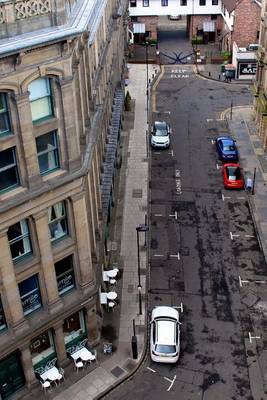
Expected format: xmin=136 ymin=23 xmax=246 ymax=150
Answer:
xmin=238 ymin=62 xmax=257 ymax=76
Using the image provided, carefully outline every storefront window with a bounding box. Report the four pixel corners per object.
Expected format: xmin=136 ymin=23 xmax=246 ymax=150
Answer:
xmin=0 ymin=296 xmax=7 ymax=331
xmin=63 ymin=311 xmax=86 ymax=345
xmin=55 ymin=255 xmax=75 ymax=295
xmin=18 ymin=275 xmax=42 ymax=316
xmin=30 ymin=330 xmax=55 ymax=366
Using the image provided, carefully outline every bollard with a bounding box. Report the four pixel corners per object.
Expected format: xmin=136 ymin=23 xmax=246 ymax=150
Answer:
xmin=131 ymin=335 xmax=138 ymax=359
xmin=209 ymin=71 xmax=211 ymax=77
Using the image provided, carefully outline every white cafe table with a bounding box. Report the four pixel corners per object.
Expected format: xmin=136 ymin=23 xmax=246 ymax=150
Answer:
xmin=106 ymin=269 xmax=117 ymax=278
xmin=41 ymin=367 xmax=60 ymax=385
xmin=71 ymin=347 xmax=93 ymax=363
xmin=107 ymin=291 xmax=117 ymax=301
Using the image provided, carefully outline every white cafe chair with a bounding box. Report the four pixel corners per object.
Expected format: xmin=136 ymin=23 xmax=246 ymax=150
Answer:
xmin=40 ymin=380 xmax=51 ymax=393
xmin=108 ymin=301 xmax=116 ymax=312
xmin=74 ymin=358 xmax=84 ymax=373
xmin=57 ymin=367 xmax=65 ymax=383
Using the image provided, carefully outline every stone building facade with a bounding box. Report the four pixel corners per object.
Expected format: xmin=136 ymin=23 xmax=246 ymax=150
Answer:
xmin=0 ymin=0 xmax=127 ymax=398
xmin=254 ymin=0 xmax=267 ymax=149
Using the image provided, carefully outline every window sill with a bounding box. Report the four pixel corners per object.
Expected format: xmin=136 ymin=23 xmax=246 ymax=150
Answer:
xmin=0 ymin=186 xmax=27 ymax=201
xmin=42 ymin=169 xmax=66 ymax=182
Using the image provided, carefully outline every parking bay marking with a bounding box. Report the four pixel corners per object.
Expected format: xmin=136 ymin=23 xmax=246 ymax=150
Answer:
xmin=169 ymin=211 xmax=178 ymax=220
xmin=164 ymin=375 xmax=177 ymax=391
xmin=230 ymin=232 xmax=240 ymax=240
xmin=222 ymin=193 xmax=231 ymax=201
xmin=146 ymin=367 xmax=156 ymax=373
xmin=170 ymin=252 xmax=180 ymax=260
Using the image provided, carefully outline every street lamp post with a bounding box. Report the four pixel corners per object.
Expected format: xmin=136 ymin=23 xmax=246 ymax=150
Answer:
xmin=136 ymin=224 xmax=149 ymax=315
xmin=145 ymin=42 xmax=149 ymax=124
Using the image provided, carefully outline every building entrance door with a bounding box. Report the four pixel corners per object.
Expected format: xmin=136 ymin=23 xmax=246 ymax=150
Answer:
xmin=0 ymin=352 xmax=25 ymax=399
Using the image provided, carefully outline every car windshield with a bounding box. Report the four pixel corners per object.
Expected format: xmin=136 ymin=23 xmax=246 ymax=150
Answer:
xmin=227 ymin=166 xmax=241 ymax=179
xmin=154 ymin=122 xmax=168 ymax=136
xmin=155 ymin=344 xmax=176 ymax=354
xmin=223 ymin=144 xmax=235 ymax=151
xmin=222 ymin=140 xmax=235 ymax=151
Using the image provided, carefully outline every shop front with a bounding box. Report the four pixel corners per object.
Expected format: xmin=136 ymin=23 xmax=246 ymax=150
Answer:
xmin=30 ymin=330 xmax=56 ymax=370
xmin=63 ymin=310 xmax=87 ymax=349
xmin=0 ymin=352 xmax=25 ymax=399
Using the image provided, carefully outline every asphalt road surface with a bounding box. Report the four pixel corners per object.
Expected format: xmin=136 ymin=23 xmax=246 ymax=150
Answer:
xmin=105 ymin=68 xmax=266 ymax=400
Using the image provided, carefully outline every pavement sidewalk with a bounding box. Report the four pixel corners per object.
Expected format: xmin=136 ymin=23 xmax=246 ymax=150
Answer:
xmin=51 ymin=64 xmax=156 ymax=400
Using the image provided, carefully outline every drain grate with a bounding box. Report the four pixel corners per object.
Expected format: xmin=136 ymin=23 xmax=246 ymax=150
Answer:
xmin=132 ymin=189 xmax=143 ymax=198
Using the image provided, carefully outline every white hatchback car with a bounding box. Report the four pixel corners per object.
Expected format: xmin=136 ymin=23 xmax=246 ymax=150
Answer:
xmin=150 ymin=121 xmax=171 ymax=149
xmin=150 ymin=306 xmax=180 ymax=363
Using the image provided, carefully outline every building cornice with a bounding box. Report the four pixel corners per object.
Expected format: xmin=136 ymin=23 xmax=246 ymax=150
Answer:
xmin=0 ymin=0 xmax=107 ymax=58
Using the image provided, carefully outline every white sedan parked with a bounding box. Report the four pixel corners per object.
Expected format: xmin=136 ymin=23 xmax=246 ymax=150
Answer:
xmin=150 ymin=306 xmax=180 ymax=363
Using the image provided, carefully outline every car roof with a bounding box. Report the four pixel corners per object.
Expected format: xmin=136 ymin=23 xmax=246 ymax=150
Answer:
xmin=156 ymin=320 xmax=176 ymax=345
xmin=218 ymin=136 xmax=234 ymax=143
xmin=152 ymin=306 xmax=179 ymax=320
xmin=154 ymin=120 xmax=168 ymax=127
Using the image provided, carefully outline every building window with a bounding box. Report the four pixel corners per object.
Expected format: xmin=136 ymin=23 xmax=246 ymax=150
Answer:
xmin=130 ymin=0 xmax=137 ymax=6
xmin=36 ymin=131 xmax=59 ymax=175
xmin=199 ymin=0 xmax=206 ymax=5
xmin=48 ymin=201 xmax=68 ymax=241
xmin=0 ymin=93 xmax=11 ymax=136
xmin=0 ymin=147 xmax=20 ymax=193
xmin=143 ymin=0 xmax=149 ymax=5
xmin=55 ymin=255 xmax=75 ymax=295
xmin=211 ymin=14 xmax=217 ymax=20
xmin=161 ymin=0 xmax=168 ymax=5
xmin=8 ymin=219 xmax=32 ymax=261
xmin=212 ymin=0 xmax=218 ymax=4
xmin=29 ymin=78 xmax=53 ymax=123
xmin=19 ymin=275 xmax=42 ymax=316
xmin=63 ymin=311 xmax=86 ymax=345
xmin=0 ymin=296 xmax=7 ymax=331
xmin=180 ymin=0 xmax=187 ymax=4
xmin=30 ymin=330 xmax=55 ymax=366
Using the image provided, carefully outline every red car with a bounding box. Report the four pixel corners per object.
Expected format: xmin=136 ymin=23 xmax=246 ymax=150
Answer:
xmin=222 ymin=163 xmax=244 ymax=189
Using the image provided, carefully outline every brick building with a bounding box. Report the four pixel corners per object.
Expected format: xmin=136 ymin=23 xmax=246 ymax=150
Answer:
xmin=0 ymin=0 xmax=127 ymax=398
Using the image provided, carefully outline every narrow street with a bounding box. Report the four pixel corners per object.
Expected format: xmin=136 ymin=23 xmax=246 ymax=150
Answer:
xmin=105 ymin=67 xmax=266 ymax=400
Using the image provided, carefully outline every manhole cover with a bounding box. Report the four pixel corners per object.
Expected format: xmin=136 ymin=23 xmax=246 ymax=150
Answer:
xmin=110 ymin=366 xmax=125 ymax=378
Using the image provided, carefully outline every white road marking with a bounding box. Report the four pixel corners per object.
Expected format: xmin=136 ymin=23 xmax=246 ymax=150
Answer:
xmin=154 ymin=254 xmax=164 ymax=257
xmin=211 ymin=139 xmax=215 ymax=144
xmin=237 ymin=197 xmax=246 ymax=200
xmin=170 ymin=252 xmax=180 ymax=260
xmin=154 ymin=214 xmax=163 ymax=217
xmin=222 ymin=193 xmax=231 ymax=201
xmin=245 ymin=234 xmax=254 ymax=238
xmin=169 ymin=149 xmax=174 ymax=157
xmin=230 ymin=232 xmax=240 ymax=240
xmin=216 ymin=163 xmax=221 ymax=170
xmin=239 ymin=276 xmax=249 ymax=287
xmin=147 ymin=367 xmax=156 ymax=373
xmin=169 ymin=211 xmax=178 ymax=220
xmin=164 ymin=375 xmax=177 ymax=391
xmin=255 ymin=280 xmax=266 ymax=284
xmin=249 ymin=332 xmax=261 ymax=343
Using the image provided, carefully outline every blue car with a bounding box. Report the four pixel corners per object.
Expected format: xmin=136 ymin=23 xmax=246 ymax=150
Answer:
xmin=216 ymin=136 xmax=238 ymax=162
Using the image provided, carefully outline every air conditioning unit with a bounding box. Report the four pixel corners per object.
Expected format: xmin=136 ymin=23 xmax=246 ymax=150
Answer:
xmin=238 ymin=47 xmax=247 ymax=52
xmin=247 ymin=44 xmax=259 ymax=51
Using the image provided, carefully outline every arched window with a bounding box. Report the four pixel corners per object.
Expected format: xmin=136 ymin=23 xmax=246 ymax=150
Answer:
xmin=0 ymin=92 xmax=11 ymax=136
xmin=28 ymin=78 xmax=53 ymax=123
